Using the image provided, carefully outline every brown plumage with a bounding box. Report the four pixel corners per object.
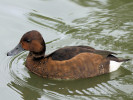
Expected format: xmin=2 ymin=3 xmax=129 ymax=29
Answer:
xmin=7 ymin=30 xmax=130 ymax=79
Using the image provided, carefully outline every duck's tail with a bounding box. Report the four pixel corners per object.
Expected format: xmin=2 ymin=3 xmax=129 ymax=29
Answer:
xmin=108 ymin=55 xmax=130 ymax=72
xmin=118 ymin=58 xmax=130 ymax=62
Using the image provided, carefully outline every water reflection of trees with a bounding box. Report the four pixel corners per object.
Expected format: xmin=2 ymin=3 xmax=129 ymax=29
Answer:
xmin=70 ymin=0 xmax=133 ymax=8
xmin=70 ymin=0 xmax=133 ymax=53
xmin=70 ymin=0 xmax=104 ymax=7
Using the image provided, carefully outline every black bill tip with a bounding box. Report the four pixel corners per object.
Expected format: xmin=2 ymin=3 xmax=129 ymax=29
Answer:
xmin=7 ymin=44 xmax=25 ymax=56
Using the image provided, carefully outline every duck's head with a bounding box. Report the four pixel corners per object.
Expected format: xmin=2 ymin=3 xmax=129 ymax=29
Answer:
xmin=7 ymin=30 xmax=46 ymax=58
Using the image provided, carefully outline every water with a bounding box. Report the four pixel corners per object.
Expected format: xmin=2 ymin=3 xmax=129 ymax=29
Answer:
xmin=0 ymin=0 xmax=133 ymax=100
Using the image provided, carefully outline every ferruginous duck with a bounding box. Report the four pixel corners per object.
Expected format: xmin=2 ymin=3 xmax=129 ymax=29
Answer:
xmin=7 ymin=30 xmax=130 ymax=79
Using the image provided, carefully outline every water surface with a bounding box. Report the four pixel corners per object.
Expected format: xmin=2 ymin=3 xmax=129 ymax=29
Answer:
xmin=0 ymin=0 xmax=133 ymax=100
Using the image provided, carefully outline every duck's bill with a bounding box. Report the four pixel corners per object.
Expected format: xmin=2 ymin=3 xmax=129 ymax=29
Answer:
xmin=7 ymin=44 xmax=25 ymax=56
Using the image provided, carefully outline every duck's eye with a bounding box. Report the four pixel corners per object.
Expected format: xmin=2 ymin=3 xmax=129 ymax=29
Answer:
xmin=25 ymin=39 xmax=31 ymax=43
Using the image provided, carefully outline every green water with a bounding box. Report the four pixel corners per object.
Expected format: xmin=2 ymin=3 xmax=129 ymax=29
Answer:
xmin=0 ymin=0 xmax=133 ymax=100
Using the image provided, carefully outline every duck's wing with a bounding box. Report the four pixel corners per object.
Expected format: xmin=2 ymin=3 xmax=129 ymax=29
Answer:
xmin=92 ymin=50 xmax=117 ymax=57
xmin=46 ymin=46 xmax=116 ymax=61
xmin=47 ymin=46 xmax=93 ymax=61
xmin=93 ymin=50 xmax=130 ymax=62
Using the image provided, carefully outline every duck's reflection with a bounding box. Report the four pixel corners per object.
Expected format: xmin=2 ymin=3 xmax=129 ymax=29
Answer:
xmin=8 ymin=67 xmax=131 ymax=100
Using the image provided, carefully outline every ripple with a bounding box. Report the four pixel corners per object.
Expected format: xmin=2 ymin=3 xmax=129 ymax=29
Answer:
xmin=28 ymin=12 xmax=71 ymax=33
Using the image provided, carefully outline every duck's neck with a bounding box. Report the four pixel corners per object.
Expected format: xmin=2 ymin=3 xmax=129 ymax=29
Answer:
xmin=30 ymin=52 xmax=44 ymax=59
xmin=29 ymin=40 xmax=46 ymax=60
xmin=30 ymin=47 xmax=46 ymax=60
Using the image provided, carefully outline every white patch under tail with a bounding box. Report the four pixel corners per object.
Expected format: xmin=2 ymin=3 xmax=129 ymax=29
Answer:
xmin=109 ymin=60 xmax=123 ymax=72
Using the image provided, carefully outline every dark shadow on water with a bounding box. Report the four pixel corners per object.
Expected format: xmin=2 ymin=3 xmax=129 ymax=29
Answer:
xmin=8 ymin=67 xmax=131 ymax=100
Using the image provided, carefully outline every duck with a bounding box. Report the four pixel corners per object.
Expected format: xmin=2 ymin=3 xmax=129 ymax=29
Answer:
xmin=7 ymin=30 xmax=130 ymax=79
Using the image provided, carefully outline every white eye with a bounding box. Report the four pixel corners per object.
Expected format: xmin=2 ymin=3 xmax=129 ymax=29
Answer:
xmin=26 ymin=39 xmax=31 ymax=43
xmin=24 ymin=39 xmax=31 ymax=43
